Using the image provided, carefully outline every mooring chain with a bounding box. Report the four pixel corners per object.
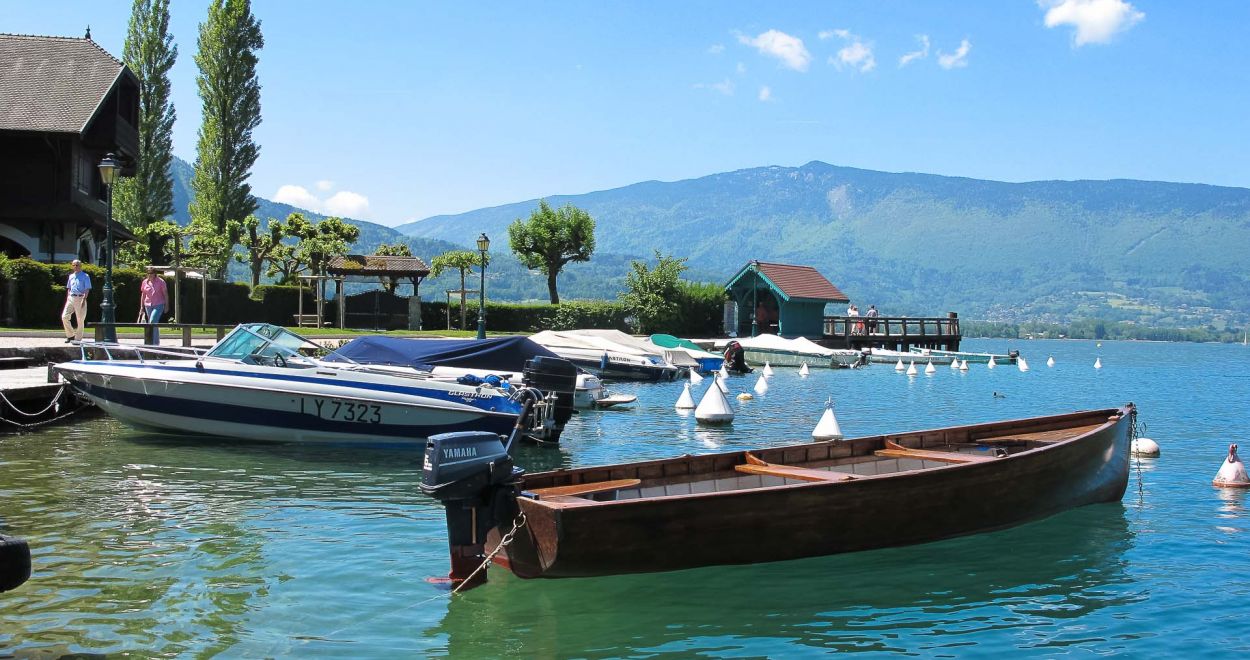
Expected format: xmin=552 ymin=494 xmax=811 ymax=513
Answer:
xmin=1130 ymin=412 xmax=1146 ymax=504
xmin=451 ymin=509 xmax=528 ymax=595
xmin=0 ymin=386 xmax=65 ymax=418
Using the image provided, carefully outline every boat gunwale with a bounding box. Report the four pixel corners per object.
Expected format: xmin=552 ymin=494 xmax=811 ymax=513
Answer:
xmin=518 ymin=405 xmax=1131 ymax=510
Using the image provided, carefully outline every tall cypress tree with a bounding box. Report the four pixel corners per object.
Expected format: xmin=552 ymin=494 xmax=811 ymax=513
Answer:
xmin=114 ymin=0 xmax=177 ymax=265
xmin=188 ymin=0 xmax=262 ymax=276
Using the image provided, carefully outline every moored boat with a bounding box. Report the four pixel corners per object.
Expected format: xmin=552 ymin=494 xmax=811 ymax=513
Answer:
xmin=530 ymin=330 xmax=681 ymax=381
xmin=864 ymin=347 xmax=956 ymax=365
xmin=55 ymin=324 xmax=578 ymax=445
xmin=731 ymin=334 xmax=863 ymax=369
xmin=910 ymin=347 xmax=1018 ymax=364
xmin=422 ymin=404 xmax=1135 ymax=586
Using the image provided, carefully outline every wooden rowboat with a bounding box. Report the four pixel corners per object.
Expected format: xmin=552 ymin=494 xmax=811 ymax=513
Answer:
xmin=422 ymin=404 xmax=1135 ymax=587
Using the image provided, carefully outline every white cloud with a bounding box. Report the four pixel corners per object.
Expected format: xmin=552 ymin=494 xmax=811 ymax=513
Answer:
xmin=758 ymin=86 xmax=773 ymax=102
xmin=274 ymin=185 xmax=322 ymax=212
xmin=1040 ymin=0 xmax=1144 ymax=46
xmin=274 ymin=183 xmax=371 ymax=218
xmin=315 ymin=179 xmax=334 ymax=192
xmin=826 ymin=29 xmax=875 ymax=73
xmin=736 ymin=62 xmax=746 ymax=74
xmin=899 ymin=34 xmax=930 ymax=67
xmin=707 ymin=43 xmax=725 ymax=55
xmin=737 ymin=29 xmax=811 ymax=72
xmin=694 ymin=79 xmax=735 ymax=95
xmin=324 ymin=191 xmax=370 ymax=218
xmin=938 ymin=39 xmax=972 ymax=69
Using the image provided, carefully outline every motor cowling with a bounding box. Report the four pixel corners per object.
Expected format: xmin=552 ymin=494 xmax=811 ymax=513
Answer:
xmin=522 ymin=356 xmax=578 ymax=440
xmin=421 ymin=431 xmax=523 ymax=590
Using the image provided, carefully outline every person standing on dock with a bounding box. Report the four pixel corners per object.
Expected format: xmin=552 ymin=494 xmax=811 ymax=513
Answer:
xmin=866 ymin=305 xmax=879 ymax=334
xmin=139 ymin=267 xmax=169 ymax=344
xmin=61 ymin=260 xmax=91 ymax=343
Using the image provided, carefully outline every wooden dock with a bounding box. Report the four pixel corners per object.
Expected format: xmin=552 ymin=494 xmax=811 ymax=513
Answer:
xmin=820 ymin=312 xmax=961 ymax=352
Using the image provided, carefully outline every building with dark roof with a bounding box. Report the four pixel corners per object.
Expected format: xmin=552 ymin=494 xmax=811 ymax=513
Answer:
xmin=0 ymin=32 xmax=139 ymax=263
xmin=724 ymin=260 xmax=850 ymax=338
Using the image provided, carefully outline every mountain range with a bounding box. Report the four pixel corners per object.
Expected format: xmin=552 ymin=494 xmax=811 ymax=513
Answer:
xmin=169 ymin=158 xmax=1250 ymax=328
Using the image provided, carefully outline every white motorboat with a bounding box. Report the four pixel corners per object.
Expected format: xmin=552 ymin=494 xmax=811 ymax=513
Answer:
xmin=54 ymin=324 xmax=578 ymax=445
xmin=864 ymin=347 xmax=956 ymax=365
xmin=730 ymin=334 xmax=864 ymax=369
xmin=529 ymin=330 xmax=681 ymax=381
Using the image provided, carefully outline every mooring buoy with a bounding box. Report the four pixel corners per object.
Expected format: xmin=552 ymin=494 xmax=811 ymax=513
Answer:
xmin=1213 ymin=444 xmax=1249 ymax=487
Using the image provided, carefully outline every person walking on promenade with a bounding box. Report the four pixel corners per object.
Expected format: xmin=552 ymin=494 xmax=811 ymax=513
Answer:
xmin=62 ymin=260 xmax=91 ymax=342
xmin=139 ymin=266 xmax=169 ymax=344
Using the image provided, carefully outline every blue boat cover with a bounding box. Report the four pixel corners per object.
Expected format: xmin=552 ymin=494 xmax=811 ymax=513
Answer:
xmin=324 ymin=335 xmax=562 ymax=373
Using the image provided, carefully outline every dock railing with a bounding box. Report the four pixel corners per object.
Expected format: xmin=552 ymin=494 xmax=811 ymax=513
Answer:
xmin=822 ymin=313 xmax=961 ymax=350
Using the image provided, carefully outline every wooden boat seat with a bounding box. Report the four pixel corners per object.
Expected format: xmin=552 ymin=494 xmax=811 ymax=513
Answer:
xmin=973 ymin=423 xmax=1102 ymax=445
xmin=737 ymin=453 xmax=857 ymax=482
xmin=529 ymin=478 xmax=642 ymax=498
xmin=874 ymin=447 xmax=997 ymax=464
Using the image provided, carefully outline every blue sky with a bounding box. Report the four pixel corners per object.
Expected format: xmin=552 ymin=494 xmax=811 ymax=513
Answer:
xmin=7 ymin=1 xmax=1248 ymax=227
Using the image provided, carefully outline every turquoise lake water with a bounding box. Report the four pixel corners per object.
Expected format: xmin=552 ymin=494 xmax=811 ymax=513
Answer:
xmin=2 ymin=338 xmax=1249 ymax=656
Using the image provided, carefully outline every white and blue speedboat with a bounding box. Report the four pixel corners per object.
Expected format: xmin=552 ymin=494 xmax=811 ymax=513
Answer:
xmin=54 ymin=324 xmax=577 ymax=446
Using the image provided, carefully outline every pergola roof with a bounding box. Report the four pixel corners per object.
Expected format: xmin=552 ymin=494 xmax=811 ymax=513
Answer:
xmin=725 ymin=260 xmax=849 ymax=303
xmin=326 ymin=254 xmax=430 ymax=278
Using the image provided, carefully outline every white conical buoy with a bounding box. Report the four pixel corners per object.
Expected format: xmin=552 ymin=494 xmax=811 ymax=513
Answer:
xmin=799 ymin=363 xmax=810 ymax=377
xmin=987 ymin=356 xmax=997 ymax=369
xmin=763 ymin=362 xmax=774 ymax=377
xmin=716 ymin=374 xmax=728 ymax=393
xmin=895 ymin=359 xmax=905 ymax=372
xmin=1047 ymin=356 xmax=1055 ymax=368
xmin=689 ymin=368 xmax=704 ymax=385
xmin=695 ymin=380 xmax=734 ymax=424
xmin=950 ymin=358 xmax=960 ymax=370
xmin=1094 ymin=358 xmax=1102 ymax=369
xmin=906 ymin=361 xmax=918 ymax=376
xmin=1213 ymin=444 xmax=1250 ymax=487
xmin=1017 ymin=356 xmax=1029 ymax=372
xmin=959 ymin=360 xmax=969 ymax=371
xmin=1131 ymin=437 xmax=1160 ymax=457
xmin=811 ymin=399 xmax=844 ymax=441
xmin=719 ymin=364 xmax=729 ymax=378
xmin=924 ymin=361 xmax=936 ymax=375
xmin=753 ymin=375 xmax=769 ymax=395
xmin=675 ymin=382 xmax=695 ymax=409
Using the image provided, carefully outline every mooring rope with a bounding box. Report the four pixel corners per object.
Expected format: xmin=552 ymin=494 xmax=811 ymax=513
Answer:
xmin=0 ymin=385 xmax=66 ymax=418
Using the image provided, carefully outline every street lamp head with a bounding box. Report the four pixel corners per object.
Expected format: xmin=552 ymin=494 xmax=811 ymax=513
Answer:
xmin=98 ymin=153 xmax=119 ymax=186
xmin=476 ymin=232 xmax=490 ymax=253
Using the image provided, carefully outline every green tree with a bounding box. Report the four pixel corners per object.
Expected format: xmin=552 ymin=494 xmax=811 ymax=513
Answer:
xmin=373 ymin=242 xmax=412 ymax=294
xmin=507 ymin=200 xmax=595 ymax=304
xmin=234 ymin=214 xmax=283 ymax=287
xmin=430 ymin=250 xmax=485 ymax=329
xmin=113 ymin=0 xmax=178 ymax=265
xmin=619 ymin=251 xmax=688 ymax=334
xmin=188 ymin=0 xmax=263 ymax=277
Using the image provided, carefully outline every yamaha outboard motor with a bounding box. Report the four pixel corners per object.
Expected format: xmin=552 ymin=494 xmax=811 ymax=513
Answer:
xmin=421 ymin=430 xmax=524 ymax=590
xmin=521 ymin=356 xmax=578 ymax=442
xmin=724 ymin=341 xmax=752 ymax=374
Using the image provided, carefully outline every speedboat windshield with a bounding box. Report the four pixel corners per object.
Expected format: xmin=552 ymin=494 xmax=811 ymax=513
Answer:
xmin=207 ymin=324 xmax=315 ymax=362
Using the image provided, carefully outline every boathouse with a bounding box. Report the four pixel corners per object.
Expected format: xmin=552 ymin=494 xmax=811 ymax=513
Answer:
xmin=724 ymin=261 xmax=849 ymax=339
xmin=0 ymin=32 xmax=139 ymax=263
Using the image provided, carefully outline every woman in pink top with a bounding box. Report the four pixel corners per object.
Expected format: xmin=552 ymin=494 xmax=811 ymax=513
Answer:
xmin=139 ymin=266 xmax=169 ymax=344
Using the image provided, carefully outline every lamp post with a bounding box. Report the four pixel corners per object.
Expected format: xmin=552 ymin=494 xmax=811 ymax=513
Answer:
xmin=98 ymin=153 xmax=119 ymax=343
xmin=475 ymin=233 xmax=490 ymax=339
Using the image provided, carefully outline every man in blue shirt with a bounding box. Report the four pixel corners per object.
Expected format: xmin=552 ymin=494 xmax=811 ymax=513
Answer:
xmin=62 ymin=260 xmax=91 ymax=342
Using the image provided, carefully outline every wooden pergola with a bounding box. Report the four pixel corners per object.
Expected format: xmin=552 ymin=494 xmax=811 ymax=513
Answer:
xmin=324 ymin=254 xmax=431 ymax=329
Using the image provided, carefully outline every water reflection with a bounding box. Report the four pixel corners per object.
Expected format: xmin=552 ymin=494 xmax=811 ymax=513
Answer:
xmin=431 ymin=505 xmax=1140 ymax=657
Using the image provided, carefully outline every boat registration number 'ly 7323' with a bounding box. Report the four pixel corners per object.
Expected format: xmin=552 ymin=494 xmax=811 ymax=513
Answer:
xmin=300 ymin=398 xmax=382 ymax=424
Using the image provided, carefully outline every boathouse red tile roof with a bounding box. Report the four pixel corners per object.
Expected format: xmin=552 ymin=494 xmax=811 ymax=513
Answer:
xmin=752 ymin=261 xmax=849 ymax=302
xmin=0 ymin=34 xmax=128 ymax=133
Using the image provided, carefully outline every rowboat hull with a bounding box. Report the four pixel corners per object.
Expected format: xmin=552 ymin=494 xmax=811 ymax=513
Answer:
xmin=493 ymin=406 xmax=1133 ymax=578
